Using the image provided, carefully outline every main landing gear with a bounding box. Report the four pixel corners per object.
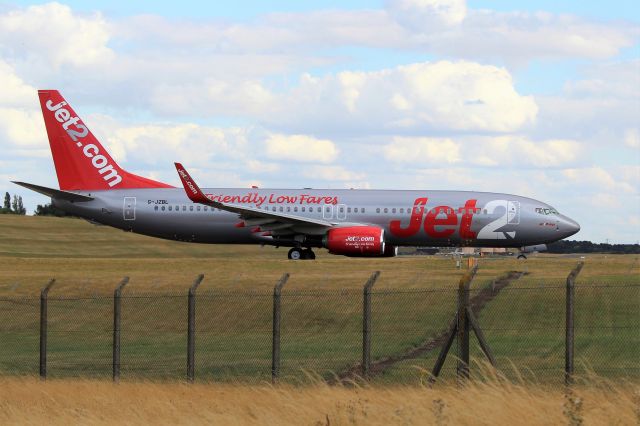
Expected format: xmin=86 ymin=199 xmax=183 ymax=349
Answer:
xmin=287 ymin=247 xmax=316 ymax=260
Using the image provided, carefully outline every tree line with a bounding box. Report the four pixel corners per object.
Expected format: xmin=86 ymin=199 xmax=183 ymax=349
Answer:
xmin=1 ymin=192 xmax=26 ymax=215
xmin=2 ymin=192 xmax=70 ymax=216
xmin=547 ymin=240 xmax=640 ymax=254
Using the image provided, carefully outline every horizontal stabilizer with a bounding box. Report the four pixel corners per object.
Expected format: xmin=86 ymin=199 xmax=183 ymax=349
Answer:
xmin=12 ymin=181 xmax=94 ymax=202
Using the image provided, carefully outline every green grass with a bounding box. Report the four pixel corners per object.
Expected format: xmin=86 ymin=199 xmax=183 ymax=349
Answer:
xmin=0 ymin=215 xmax=638 ymax=384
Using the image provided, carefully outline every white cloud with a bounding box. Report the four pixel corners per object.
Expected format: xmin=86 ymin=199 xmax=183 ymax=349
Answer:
xmin=384 ymin=137 xmax=461 ymax=164
xmin=302 ymin=165 xmax=366 ymax=181
xmin=535 ymin=60 xmax=640 ymax=147
xmin=0 ymin=108 xmax=46 ymax=149
xmin=562 ymin=167 xmax=635 ymax=194
xmin=442 ymin=11 xmax=639 ymax=64
xmin=624 ymin=129 xmax=640 ymax=149
xmin=383 ymin=135 xmax=579 ymax=168
xmin=246 ymin=160 xmax=280 ymax=173
xmin=0 ymin=61 xmax=37 ymax=108
xmin=0 ymin=2 xmax=114 ymax=68
xmin=87 ymin=114 xmax=250 ymax=169
xmin=270 ymin=61 xmax=537 ymax=134
xmin=148 ymin=79 xmax=274 ymax=117
xmin=102 ymin=4 xmax=637 ymax=66
xmin=386 ymin=0 xmax=467 ymax=29
xmin=477 ymin=137 xmax=580 ymax=168
xmin=265 ymin=134 xmax=338 ymax=163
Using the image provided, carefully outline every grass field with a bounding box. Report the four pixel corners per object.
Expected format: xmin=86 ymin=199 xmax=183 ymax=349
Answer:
xmin=0 ymin=215 xmax=638 ymax=384
xmin=0 ymin=376 xmax=638 ymax=425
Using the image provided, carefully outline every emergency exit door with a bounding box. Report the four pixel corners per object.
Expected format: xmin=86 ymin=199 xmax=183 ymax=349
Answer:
xmin=123 ymin=197 xmax=136 ymax=220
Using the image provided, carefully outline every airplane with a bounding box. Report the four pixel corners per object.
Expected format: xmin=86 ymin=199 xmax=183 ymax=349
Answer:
xmin=13 ymin=90 xmax=580 ymax=260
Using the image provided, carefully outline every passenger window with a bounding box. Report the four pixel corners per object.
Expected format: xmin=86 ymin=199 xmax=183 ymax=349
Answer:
xmin=189 ymin=205 xmax=194 ymax=211
xmin=272 ymin=206 xmax=276 ymax=212
xmin=400 ymin=208 xmax=404 ymax=214
xmin=287 ymin=206 xmax=291 ymax=212
xmin=310 ymin=207 xmax=314 ymax=213
xmin=279 ymin=207 xmax=283 ymax=212
xmin=392 ymin=208 xmax=396 ymax=214
xmin=384 ymin=208 xmax=388 ymax=213
xmin=302 ymin=207 xmax=306 ymax=212
xmin=182 ymin=206 xmax=186 ymax=211
xmin=376 ymin=208 xmax=380 ymax=213
xmin=204 ymin=206 xmax=208 ymax=211
xmin=197 ymin=206 xmax=201 ymax=211
xmin=168 ymin=206 xmax=172 ymax=211
xmin=161 ymin=206 xmax=165 ymax=211
xmin=347 ymin=207 xmax=352 ymax=213
xmin=362 ymin=208 xmax=365 ymax=213
xmin=354 ymin=207 xmax=359 ymax=213
xmin=154 ymin=206 xmax=158 ymax=211
xmin=294 ymin=207 xmax=298 ymax=212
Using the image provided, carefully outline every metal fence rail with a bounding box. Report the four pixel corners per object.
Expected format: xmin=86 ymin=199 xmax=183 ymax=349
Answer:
xmin=0 ymin=265 xmax=638 ymax=385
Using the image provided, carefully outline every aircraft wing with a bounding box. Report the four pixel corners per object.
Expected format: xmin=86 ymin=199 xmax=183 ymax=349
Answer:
xmin=174 ymin=163 xmax=334 ymax=231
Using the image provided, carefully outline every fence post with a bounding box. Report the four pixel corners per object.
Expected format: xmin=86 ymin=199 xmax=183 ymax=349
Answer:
xmin=187 ymin=274 xmax=205 ymax=383
xmin=39 ymin=279 xmax=55 ymax=380
xmin=112 ymin=277 xmax=129 ymax=382
xmin=565 ymin=261 xmax=584 ymax=386
xmin=457 ymin=265 xmax=477 ymax=383
xmin=362 ymin=271 xmax=380 ymax=378
xmin=272 ymin=273 xmax=290 ymax=384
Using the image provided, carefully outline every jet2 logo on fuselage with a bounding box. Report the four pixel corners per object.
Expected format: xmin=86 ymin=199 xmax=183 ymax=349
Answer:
xmin=390 ymin=198 xmax=519 ymax=240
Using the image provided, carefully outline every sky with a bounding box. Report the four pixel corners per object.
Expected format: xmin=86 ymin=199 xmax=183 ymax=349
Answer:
xmin=0 ymin=0 xmax=638 ymax=243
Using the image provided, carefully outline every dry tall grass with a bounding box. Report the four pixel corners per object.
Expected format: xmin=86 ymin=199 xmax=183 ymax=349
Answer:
xmin=0 ymin=375 xmax=637 ymax=425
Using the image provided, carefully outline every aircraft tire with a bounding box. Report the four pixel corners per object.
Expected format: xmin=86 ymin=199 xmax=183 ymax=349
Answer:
xmin=517 ymin=254 xmax=527 ymax=260
xmin=288 ymin=248 xmax=303 ymax=260
xmin=302 ymin=249 xmax=316 ymax=260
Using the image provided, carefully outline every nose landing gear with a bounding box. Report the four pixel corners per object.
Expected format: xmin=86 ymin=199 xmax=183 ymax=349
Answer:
xmin=287 ymin=247 xmax=316 ymax=260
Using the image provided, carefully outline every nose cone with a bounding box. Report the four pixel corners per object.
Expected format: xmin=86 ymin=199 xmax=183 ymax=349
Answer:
xmin=559 ymin=215 xmax=580 ymax=238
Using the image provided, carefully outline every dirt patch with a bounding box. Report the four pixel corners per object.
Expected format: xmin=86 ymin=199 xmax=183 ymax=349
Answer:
xmin=335 ymin=271 xmax=527 ymax=382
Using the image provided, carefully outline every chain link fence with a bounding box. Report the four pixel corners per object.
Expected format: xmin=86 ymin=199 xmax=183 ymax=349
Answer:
xmin=0 ymin=267 xmax=638 ymax=385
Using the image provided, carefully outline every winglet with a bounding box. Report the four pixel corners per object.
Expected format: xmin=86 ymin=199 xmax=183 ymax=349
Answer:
xmin=174 ymin=163 xmax=211 ymax=204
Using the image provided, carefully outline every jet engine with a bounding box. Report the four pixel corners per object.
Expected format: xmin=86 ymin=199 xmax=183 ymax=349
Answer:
xmin=323 ymin=226 xmax=393 ymax=257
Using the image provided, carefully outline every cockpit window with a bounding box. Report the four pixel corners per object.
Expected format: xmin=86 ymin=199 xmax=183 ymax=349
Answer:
xmin=535 ymin=207 xmax=559 ymax=216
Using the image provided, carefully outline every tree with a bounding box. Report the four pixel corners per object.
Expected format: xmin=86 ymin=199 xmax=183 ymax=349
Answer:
xmin=34 ymin=203 xmax=68 ymax=217
xmin=17 ymin=196 xmax=26 ymax=215
xmin=11 ymin=195 xmax=18 ymax=213
xmin=3 ymin=192 xmax=9 ymax=210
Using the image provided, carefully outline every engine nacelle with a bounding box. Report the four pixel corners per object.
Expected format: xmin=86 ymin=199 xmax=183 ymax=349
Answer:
xmin=324 ymin=226 xmax=386 ymax=257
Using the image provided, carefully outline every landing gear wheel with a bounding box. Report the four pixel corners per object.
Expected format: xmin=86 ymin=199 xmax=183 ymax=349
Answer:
xmin=517 ymin=254 xmax=527 ymax=260
xmin=288 ymin=248 xmax=303 ymax=260
xmin=302 ymin=249 xmax=316 ymax=260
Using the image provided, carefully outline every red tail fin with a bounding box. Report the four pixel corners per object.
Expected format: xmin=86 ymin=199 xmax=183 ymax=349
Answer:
xmin=38 ymin=90 xmax=172 ymax=190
